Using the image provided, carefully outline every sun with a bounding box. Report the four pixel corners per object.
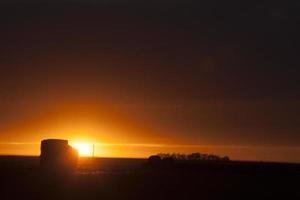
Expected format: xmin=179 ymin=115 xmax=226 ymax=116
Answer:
xmin=71 ymin=143 xmax=93 ymax=157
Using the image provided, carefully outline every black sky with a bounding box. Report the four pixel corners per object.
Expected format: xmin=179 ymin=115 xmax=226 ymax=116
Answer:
xmin=0 ymin=1 xmax=299 ymax=147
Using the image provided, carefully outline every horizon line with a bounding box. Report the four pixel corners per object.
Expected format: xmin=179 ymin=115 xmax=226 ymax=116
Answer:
xmin=0 ymin=142 xmax=299 ymax=149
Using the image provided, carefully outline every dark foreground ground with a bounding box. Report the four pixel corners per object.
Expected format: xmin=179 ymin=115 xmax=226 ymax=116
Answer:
xmin=0 ymin=156 xmax=299 ymax=200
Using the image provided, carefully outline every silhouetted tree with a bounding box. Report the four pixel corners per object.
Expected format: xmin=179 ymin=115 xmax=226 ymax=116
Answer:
xmin=187 ymin=153 xmax=201 ymax=161
xmin=222 ymin=156 xmax=230 ymax=161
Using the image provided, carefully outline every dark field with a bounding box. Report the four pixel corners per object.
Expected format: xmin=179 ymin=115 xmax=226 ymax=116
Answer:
xmin=0 ymin=156 xmax=299 ymax=200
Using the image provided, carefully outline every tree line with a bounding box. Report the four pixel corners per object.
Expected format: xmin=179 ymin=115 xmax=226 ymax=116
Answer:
xmin=156 ymin=152 xmax=230 ymax=162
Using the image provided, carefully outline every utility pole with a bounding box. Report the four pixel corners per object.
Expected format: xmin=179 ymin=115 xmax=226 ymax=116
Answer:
xmin=92 ymin=144 xmax=95 ymax=157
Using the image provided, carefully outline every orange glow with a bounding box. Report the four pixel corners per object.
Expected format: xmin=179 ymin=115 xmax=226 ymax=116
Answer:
xmin=1 ymin=142 xmax=300 ymax=163
xmin=71 ymin=143 xmax=93 ymax=157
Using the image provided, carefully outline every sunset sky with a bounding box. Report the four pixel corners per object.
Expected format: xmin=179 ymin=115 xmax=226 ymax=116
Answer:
xmin=0 ymin=1 xmax=299 ymax=162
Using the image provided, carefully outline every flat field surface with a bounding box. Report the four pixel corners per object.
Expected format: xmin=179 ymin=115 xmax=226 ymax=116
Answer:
xmin=0 ymin=156 xmax=299 ymax=200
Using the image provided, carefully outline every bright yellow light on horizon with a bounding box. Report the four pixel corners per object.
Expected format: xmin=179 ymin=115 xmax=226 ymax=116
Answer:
xmin=71 ymin=143 xmax=93 ymax=157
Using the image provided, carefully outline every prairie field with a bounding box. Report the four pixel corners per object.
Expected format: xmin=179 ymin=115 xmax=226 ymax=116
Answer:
xmin=0 ymin=156 xmax=299 ymax=200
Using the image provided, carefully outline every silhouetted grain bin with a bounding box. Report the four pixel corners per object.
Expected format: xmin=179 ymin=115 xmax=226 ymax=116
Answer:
xmin=40 ymin=139 xmax=78 ymax=172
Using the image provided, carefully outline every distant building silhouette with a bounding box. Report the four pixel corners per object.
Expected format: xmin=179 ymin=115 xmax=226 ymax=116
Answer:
xmin=148 ymin=155 xmax=161 ymax=165
xmin=40 ymin=139 xmax=78 ymax=172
